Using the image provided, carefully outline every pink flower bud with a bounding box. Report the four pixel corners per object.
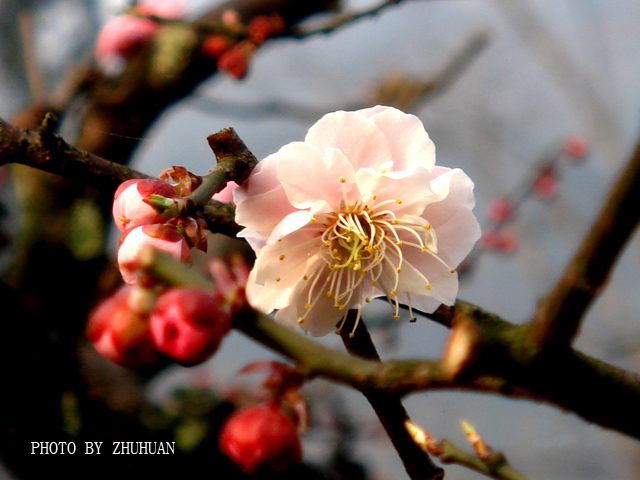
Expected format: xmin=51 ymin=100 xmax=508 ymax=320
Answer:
xmin=486 ymin=197 xmax=514 ymax=223
xmin=562 ymin=135 xmax=589 ymax=160
xmin=532 ymin=170 xmax=558 ymax=198
xmin=480 ymin=228 xmax=518 ymax=254
xmin=219 ymin=403 xmax=302 ymax=474
xmin=149 ymin=287 xmax=231 ymax=366
xmin=118 ymin=224 xmax=192 ymax=284
xmin=95 ymin=15 xmax=159 ymax=61
xmin=113 ymin=178 xmax=177 ymax=232
xmin=86 ymin=286 xmax=160 ymax=367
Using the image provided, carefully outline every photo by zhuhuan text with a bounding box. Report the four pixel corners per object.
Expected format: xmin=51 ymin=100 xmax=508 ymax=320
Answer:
xmin=30 ymin=441 xmax=176 ymax=455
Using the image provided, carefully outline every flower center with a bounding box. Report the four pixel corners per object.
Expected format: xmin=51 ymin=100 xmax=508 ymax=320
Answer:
xmin=294 ymin=193 xmax=456 ymax=336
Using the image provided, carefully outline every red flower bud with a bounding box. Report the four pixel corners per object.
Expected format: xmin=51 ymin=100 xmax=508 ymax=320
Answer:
xmin=219 ymin=403 xmax=302 ymax=474
xmin=202 ymin=34 xmax=232 ymax=59
xmin=149 ymin=287 xmax=231 ymax=366
xmin=217 ymin=46 xmax=250 ymax=79
xmin=248 ymin=14 xmax=285 ymax=43
xmin=113 ymin=178 xmax=176 ymax=232
xmin=86 ymin=286 xmax=160 ymax=367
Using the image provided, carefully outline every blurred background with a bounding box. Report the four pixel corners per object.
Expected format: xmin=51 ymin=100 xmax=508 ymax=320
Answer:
xmin=1 ymin=0 xmax=640 ymax=479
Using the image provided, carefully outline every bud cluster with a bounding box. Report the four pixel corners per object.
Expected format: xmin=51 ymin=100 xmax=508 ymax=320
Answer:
xmin=200 ymin=10 xmax=285 ymax=79
xmin=87 ymin=170 xmax=249 ymax=368
xmin=88 ymin=253 xmax=249 ymax=368
xmin=112 ymin=173 xmax=207 ymax=285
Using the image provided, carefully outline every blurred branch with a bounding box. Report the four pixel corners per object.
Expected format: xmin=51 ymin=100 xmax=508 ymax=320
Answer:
xmin=190 ymin=30 xmax=489 ymax=119
xmin=528 ymin=130 xmax=640 ymax=350
xmin=18 ymin=9 xmax=47 ymax=105
xmin=289 ymin=0 xmax=404 ymax=38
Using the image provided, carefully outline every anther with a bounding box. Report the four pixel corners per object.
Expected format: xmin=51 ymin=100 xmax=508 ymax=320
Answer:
xmin=305 ymin=303 xmax=311 ymax=309
xmin=395 ymin=199 xmax=402 ymax=204
xmin=275 ymin=276 xmax=281 ymax=282
xmin=298 ymin=317 xmax=305 ymax=324
xmin=339 ymin=176 xmax=346 ymax=183
xmin=279 ymin=254 xmax=285 ymax=260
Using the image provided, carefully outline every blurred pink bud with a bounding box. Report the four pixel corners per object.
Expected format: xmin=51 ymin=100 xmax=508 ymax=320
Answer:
xmin=218 ymin=45 xmax=252 ymax=79
xmin=149 ymin=287 xmax=231 ymax=366
xmin=212 ymin=181 xmax=239 ymax=204
xmin=118 ymin=224 xmax=192 ymax=284
xmin=532 ymin=170 xmax=558 ymax=198
xmin=86 ymin=286 xmax=160 ymax=367
xmin=562 ymin=135 xmax=589 ymax=160
xmin=136 ymin=0 xmax=185 ymax=19
xmin=486 ymin=197 xmax=514 ymax=223
xmin=219 ymin=403 xmax=302 ymax=474
xmin=480 ymin=228 xmax=518 ymax=254
xmin=112 ymin=178 xmax=176 ymax=232
xmin=95 ymin=15 xmax=159 ymax=61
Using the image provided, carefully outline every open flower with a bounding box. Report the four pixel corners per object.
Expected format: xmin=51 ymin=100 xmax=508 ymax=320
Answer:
xmin=235 ymin=106 xmax=480 ymax=336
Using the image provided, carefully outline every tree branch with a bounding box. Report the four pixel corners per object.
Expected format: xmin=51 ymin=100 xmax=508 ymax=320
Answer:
xmin=141 ymin=249 xmax=640 ymax=441
xmin=340 ymin=314 xmax=444 ymax=480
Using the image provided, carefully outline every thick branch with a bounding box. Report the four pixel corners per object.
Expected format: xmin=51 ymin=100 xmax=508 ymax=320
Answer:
xmin=528 ymin=131 xmax=640 ymax=350
xmin=142 ymin=250 xmax=640 ymax=441
xmin=0 ymin=114 xmax=148 ymax=193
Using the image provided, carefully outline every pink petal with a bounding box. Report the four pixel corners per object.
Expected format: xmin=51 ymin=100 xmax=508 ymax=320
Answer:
xmin=235 ymin=184 xmax=296 ymax=239
xmin=357 ymin=106 xmax=436 ymax=172
xmin=356 ymin=166 xmax=434 ymax=216
xmin=277 ymin=143 xmax=357 ymax=210
xmin=304 ymin=111 xmax=392 ymax=172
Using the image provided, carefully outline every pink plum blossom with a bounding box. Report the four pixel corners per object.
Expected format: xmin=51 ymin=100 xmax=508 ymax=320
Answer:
xmin=118 ymin=224 xmax=192 ymax=284
xmin=112 ymin=178 xmax=176 ymax=232
xmin=234 ymin=106 xmax=481 ymax=336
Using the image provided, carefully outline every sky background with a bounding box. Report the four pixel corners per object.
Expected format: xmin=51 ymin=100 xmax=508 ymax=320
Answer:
xmin=2 ymin=0 xmax=640 ymax=478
